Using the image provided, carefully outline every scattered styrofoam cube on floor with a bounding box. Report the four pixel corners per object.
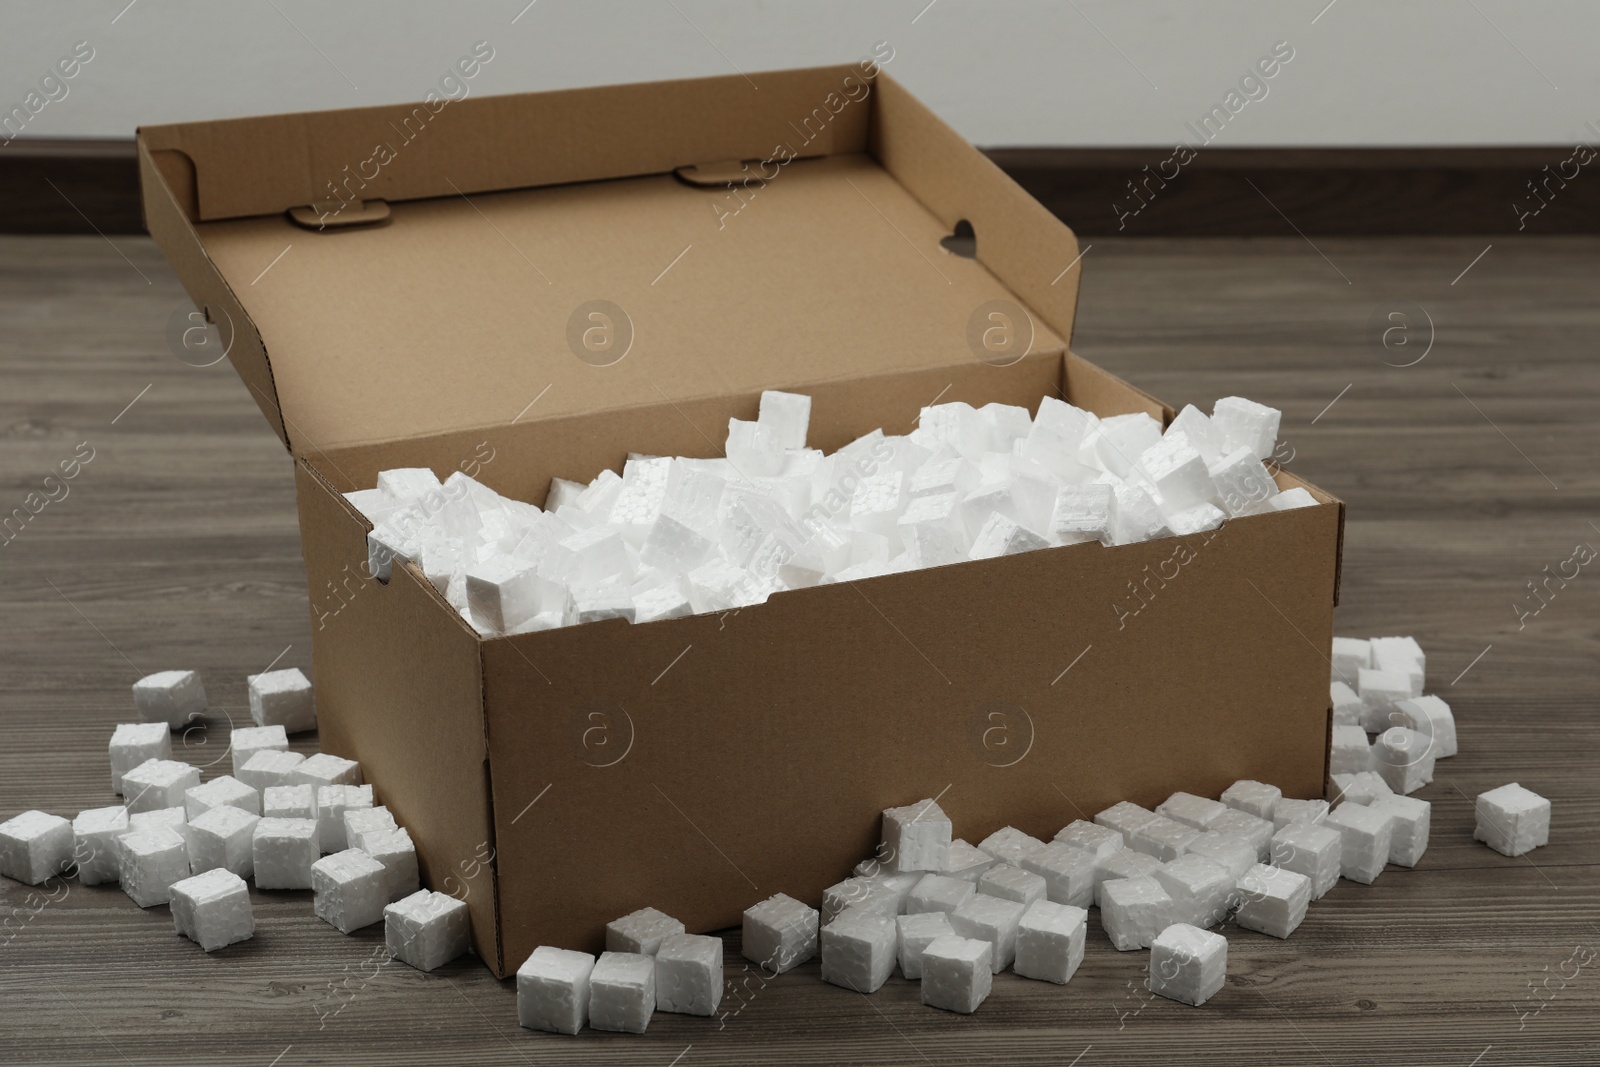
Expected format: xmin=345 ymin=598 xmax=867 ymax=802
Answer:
xmin=976 ymin=826 xmax=1046 ymax=867
xmin=920 ymin=934 xmax=993 ymax=1014
xmin=1367 ymin=794 xmax=1431 ymax=867
xmin=252 ymin=817 xmax=320 ymax=890
xmin=1269 ymin=820 xmax=1343 ymax=900
xmin=1370 ymin=636 xmax=1425 ymax=695
xmin=1053 ymin=820 xmax=1124 ymax=864
xmin=654 ymin=933 xmax=723 ymax=1016
xmin=822 ymin=876 xmax=902 ymax=923
xmin=1154 ymin=854 xmax=1235 ymax=928
xmin=109 ymin=722 xmax=171 ymax=794
xmin=940 ymin=838 xmax=999 ymax=882
xmin=184 ymin=775 xmax=259 ymax=820
xmin=1234 ymin=863 xmax=1311 ymax=939
xmin=1094 ymin=801 xmax=1158 ymax=842
xmin=247 ymin=668 xmax=316 ymax=734
xmin=1212 ymin=396 xmax=1281 ymax=461
xmin=1157 ymin=792 xmax=1230 ymax=831
xmin=132 ymin=670 xmax=208 ymax=729
xmin=1208 ymin=809 xmax=1275 ymax=861
xmin=1394 ymin=695 xmax=1457 ymax=759
xmin=1149 ymin=923 xmax=1227 ymax=1006
xmin=881 ymin=797 xmax=952 ymax=873
xmin=896 ymin=911 xmax=955 ymax=980
xmin=1357 ymin=668 xmax=1412 ymax=731
xmin=1221 ymin=780 xmax=1282 ymax=822
xmin=315 ymin=785 xmax=373 ymax=853
xmin=385 ymin=889 xmax=470 ymax=972
xmin=949 ymin=894 xmax=1025 ymax=973
xmin=121 ymin=759 xmax=202 ymax=815
xmin=0 ymin=810 xmax=74 ymax=885
xmin=289 ymin=753 xmax=361 ymax=789
xmin=343 ymin=805 xmax=397 ymax=847
xmin=1375 ymin=726 xmax=1436 ymax=794
xmin=129 ymin=806 xmax=188 ymax=846
xmin=72 ymin=806 xmax=129 ymax=886
xmin=1020 ymin=842 xmax=1096 ymax=909
xmin=741 ymin=893 xmax=818 ymax=974
xmin=238 ymin=750 xmax=306 ymax=794
xmin=1330 ymin=636 xmax=1371 ymax=683
xmin=228 ymin=725 xmax=289 ymax=779
xmin=821 ymin=907 xmax=898 ymax=992
xmin=606 ymin=907 xmax=686 ymax=955
xmin=1095 ymin=851 xmax=1164 ymax=907
xmin=311 ymin=848 xmax=389 ymax=933
xmin=1324 ymin=803 xmax=1394 ymax=884
xmin=1014 ymin=899 xmax=1087 ymax=985
xmin=1474 ymin=783 xmax=1551 ymax=857
xmin=1331 ymin=680 xmax=1363 ymax=726
xmin=518 ymin=946 xmax=596 ymax=1034
xmin=187 ymin=805 xmax=259 ymax=879
xmin=118 ymin=826 xmax=189 ymax=907
xmin=170 ymin=868 xmax=253 ymax=951
xmin=1331 ymin=771 xmax=1394 ymax=807
xmin=263 ymin=784 xmax=317 ymax=821
xmin=1184 ymin=830 xmax=1259 ymax=881
xmin=906 ymin=873 xmax=976 ymax=915
xmin=1330 ymin=724 xmax=1375 ymax=776
xmin=1101 ymin=877 xmax=1175 ymax=951
xmin=1128 ymin=815 xmax=1201 ymax=862
xmin=977 ymin=863 xmax=1047 ymax=907
xmin=357 ymin=827 xmax=419 ymax=902
xmin=1273 ymin=798 xmax=1330 ymax=829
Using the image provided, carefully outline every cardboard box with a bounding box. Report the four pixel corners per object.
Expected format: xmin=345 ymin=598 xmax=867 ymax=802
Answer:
xmin=137 ymin=64 xmax=1343 ymax=978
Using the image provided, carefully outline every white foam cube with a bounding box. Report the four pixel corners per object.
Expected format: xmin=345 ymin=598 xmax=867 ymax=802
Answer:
xmin=518 ymin=946 xmax=596 ymax=1034
xmin=170 ymin=868 xmax=253 ymax=951
xmin=606 ymin=907 xmax=685 ymax=955
xmin=1157 ymin=792 xmax=1231 ymax=831
xmin=311 ymin=848 xmax=389 ymax=933
xmin=376 ymin=466 xmax=441 ymax=502
xmin=1273 ymin=798 xmax=1330 ymax=829
xmin=252 ymin=817 xmax=320 ymax=890
xmin=238 ymin=750 xmax=306 ymax=793
xmin=1331 ymin=681 xmax=1363 ymax=726
xmin=121 ymin=758 xmax=202 ymax=815
xmin=897 ymin=491 xmax=968 ymax=565
xmin=907 ymin=873 xmax=976 ymax=915
xmin=1048 ymin=483 xmax=1114 ymax=546
xmin=263 ymin=784 xmax=317 ymax=821
xmin=1149 ymin=923 xmax=1227 ymax=1006
xmin=1014 ymin=899 xmax=1087 ymax=985
xmin=1183 ymin=831 xmax=1259 ymax=881
xmin=726 ymin=418 xmax=785 ymax=477
xmin=109 ymin=722 xmax=171 ymax=794
xmin=1128 ymin=815 xmax=1201 ymax=862
xmin=940 ymin=838 xmax=999 ymax=882
xmin=357 ymin=827 xmax=419 ymax=902
xmin=1020 ymin=842 xmax=1096 ymax=909
xmin=741 ymin=893 xmax=818 ymax=974
xmin=1094 ymin=801 xmax=1158 ymax=842
xmin=758 ymin=390 xmax=811 ymax=450
xmin=1110 ymin=483 xmax=1171 ymax=545
xmin=465 ymin=555 xmax=544 ymax=633
xmin=1330 ymin=636 xmax=1372 ymax=683
xmin=1209 ymin=447 xmax=1278 ymax=516
xmin=187 ymin=805 xmax=259 ymax=879
xmin=343 ymin=805 xmax=397 ymax=846
xmin=1235 ymin=863 xmax=1310 ymax=939
xmin=1370 ymin=636 xmax=1425 ymax=695
xmin=1095 ymin=851 xmax=1164 ymax=907
xmin=129 ymin=806 xmax=188 ymax=846
xmin=1100 ymin=877 xmax=1174 ymax=951
xmin=1221 ymin=780 xmax=1282 ymax=822
xmin=654 ymin=933 xmax=723 ymax=1016
xmin=1212 ymin=396 xmax=1281 ymax=461
xmin=117 ymin=826 xmax=189 ymax=907
xmin=315 ymin=784 xmax=373 ymax=853
xmin=1368 ymin=794 xmax=1431 ymax=867
xmin=184 ymin=775 xmax=259 ymax=820
xmin=1269 ymin=820 xmax=1342 ymax=900
xmin=821 ymin=907 xmax=898 ymax=992
xmin=1053 ymin=820 xmax=1125 ymax=864
xmin=0 ymin=810 xmax=74 ymax=885
xmin=247 ymin=668 xmax=316 ymax=734
xmin=881 ymin=797 xmax=952 ymax=873
xmin=289 ymin=752 xmax=362 ymax=789
xmin=920 ymin=934 xmax=993 ymax=1014
xmin=1395 ymin=695 xmax=1457 ymax=758
xmin=949 ymin=893 xmax=1025 ymax=973
xmin=1023 ymin=396 xmax=1094 ymax=480
xmin=132 ymin=669 xmax=208 ymax=729
xmin=976 ymin=825 xmax=1046 ymax=867
xmin=1167 ymin=501 xmax=1226 ymax=535
xmin=1208 ymin=809 xmax=1275 ymax=861
xmin=977 ymin=863 xmax=1047 ymax=906
xmin=822 ymin=876 xmax=903 ymax=923
xmin=1375 ymin=726 xmax=1435 ymax=794
xmin=1474 ymin=783 xmax=1551 ymax=857
xmin=1137 ymin=434 xmax=1218 ymax=513
xmin=896 ymin=911 xmax=954 ymax=979
xmin=72 ymin=806 xmax=129 ymax=885
xmin=1324 ymin=803 xmax=1394 ymax=884
xmin=385 ymin=889 xmax=470 ymax=972
xmin=1358 ymin=667 xmax=1412 ymax=731
xmin=229 ymin=725 xmax=288 ymax=779
xmin=1331 ymin=771 xmax=1394 ymax=807
xmin=1154 ymin=854 xmax=1235 ymax=928
xmin=1330 ymin=723 xmax=1374 ymax=775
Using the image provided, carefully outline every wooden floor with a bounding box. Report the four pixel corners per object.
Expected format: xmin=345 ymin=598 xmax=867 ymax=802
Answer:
xmin=1 ymin=234 xmax=1595 ymax=1066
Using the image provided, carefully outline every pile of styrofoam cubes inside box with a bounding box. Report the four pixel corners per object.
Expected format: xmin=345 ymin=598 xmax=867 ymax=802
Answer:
xmin=347 ymin=391 xmax=1320 ymax=636
xmin=0 ymin=668 xmax=470 ymax=971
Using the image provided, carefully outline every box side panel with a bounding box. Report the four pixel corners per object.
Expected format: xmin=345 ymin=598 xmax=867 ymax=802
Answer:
xmin=481 ymin=500 xmax=1339 ymax=963
xmin=294 ymin=460 xmax=501 ymax=972
xmin=1063 ymin=350 xmax=1174 ymax=423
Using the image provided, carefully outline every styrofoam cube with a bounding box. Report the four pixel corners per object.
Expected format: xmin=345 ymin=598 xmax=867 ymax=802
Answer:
xmin=940 ymin=838 xmax=999 ymax=882
xmin=949 ymin=893 xmax=1025 ymax=973
xmin=311 ymin=848 xmax=388 ymax=933
xmin=1330 ymin=723 xmax=1374 ymax=776
xmin=1273 ymin=798 xmax=1330 ymax=829
xmin=129 ymin=806 xmax=188 ymax=846
xmin=606 ymin=907 xmax=685 ymax=955
xmin=1331 ymin=771 xmax=1394 ymax=807
xmin=1324 ymin=803 xmax=1395 ymax=884
xmin=1208 ymin=809 xmax=1275 ymax=861
xmin=315 ymin=784 xmax=373 ymax=853
xmin=1330 ymin=636 xmax=1371 ymax=682
xmin=821 ymin=907 xmax=898 ymax=992
xmin=1137 ymin=434 xmax=1218 ymax=514
xmin=1128 ymin=815 xmax=1200 ymax=862
xmin=121 ymin=758 xmax=202 ymax=815
xmin=72 ymin=806 xmax=129 ymax=885
xmin=1094 ymin=801 xmax=1158 ymax=842
xmin=1234 ymin=863 xmax=1311 ymax=938
xmin=896 ymin=911 xmax=954 ymax=979
xmin=187 ymin=804 xmax=259 ymax=879
xmin=1166 ymin=501 xmax=1226 ymax=535
xmin=376 ymin=466 xmax=442 ymax=503
xmin=654 ymin=933 xmax=723 ymax=1016
xmin=252 ymin=817 xmax=320 ymax=890
xmin=1358 ymin=668 xmax=1412 ymax=731
xmin=1183 ymin=830 xmax=1259 ymax=881
xmin=1149 ymin=923 xmax=1227 ymax=1006
xmin=343 ymin=804 xmax=397 ymax=846
xmin=117 ymin=826 xmax=189 ymax=907
xmin=906 ymin=873 xmax=976 ymax=915
xmin=289 ymin=752 xmax=362 ymax=789
xmin=1331 ymin=680 xmax=1363 ymax=726
xmin=1095 ymin=851 xmax=1164 ymax=907
xmin=1022 ymin=396 xmax=1094 ymax=480
xmin=1221 ymin=780 xmax=1282 ymax=822
xmin=1370 ymin=636 xmax=1425 ymax=695
xmin=1100 ymin=877 xmax=1175 ymax=951
xmin=1110 ymin=483 xmax=1171 ymax=545
xmin=977 ymin=862 xmax=1047 ymax=907
xmin=920 ymin=934 xmax=993 ymax=1014
xmin=1394 ymin=695 xmax=1457 ymax=759
xmin=357 ymin=827 xmax=419 ymax=902
xmin=1212 ymin=396 xmax=1281 ymax=461
xmin=741 ymin=892 xmax=818 ymax=974
xmin=228 ymin=724 xmax=288 ymax=779
xmin=823 ymin=876 xmax=904 ymax=923
xmin=726 ymin=418 xmax=785 ymax=477
xmin=1209 ymin=447 xmax=1278 ymax=516
xmin=881 ymin=797 xmax=953 ymax=873
xmin=518 ymin=946 xmax=596 ymax=1034
xmin=757 ymin=390 xmax=812 ymax=450
xmin=1474 ymin=783 xmax=1551 ymax=857
xmin=263 ymin=784 xmax=317 ymax=821
xmin=0 ymin=810 xmax=75 ymax=885
xmin=976 ymin=825 xmax=1046 ymax=867
xmin=132 ymin=669 xmax=208 ymax=728
xmin=1154 ymin=854 xmax=1236 ymax=928
xmin=170 ymin=868 xmax=253 ymax=951
xmin=109 ymin=722 xmax=172 ymax=794
xmin=184 ymin=775 xmax=259 ymax=820
xmin=1048 ymin=483 xmax=1114 ymax=546
xmin=238 ymin=750 xmax=306 ymax=793
xmin=1014 ymin=898 xmax=1087 ymax=985
xmin=1269 ymin=820 xmax=1343 ymax=900
xmin=1053 ymin=820 xmax=1125 ymax=864
xmin=1020 ymin=842 xmax=1096 ymax=909
xmin=1368 ymin=794 xmax=1431 ymax=867
xmin=247 ymin=668 xmax=316 ymax=734
xmin=465 ymin=555 xmax=544 ymax=633
xmin=1087 ymin=411 xmax=1163 ymax=478
xmin=1375 ymin=726 xmax=1436 ymax=794
xmin=1157 ymin=792 xmax=1231 ymax=831
xmin=385 ymin=889 xmax=470 ymax=972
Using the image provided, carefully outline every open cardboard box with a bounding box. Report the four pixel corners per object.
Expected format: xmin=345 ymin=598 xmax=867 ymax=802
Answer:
xmin=137 ymin=63 xmax=1343 ymax=978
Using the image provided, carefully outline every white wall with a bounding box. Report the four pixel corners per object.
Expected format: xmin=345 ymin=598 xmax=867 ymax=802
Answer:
xmin=1 ymin=0 xmax=1595 ymax=146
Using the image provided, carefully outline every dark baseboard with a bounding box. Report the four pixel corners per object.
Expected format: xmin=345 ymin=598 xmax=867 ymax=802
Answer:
xmin=3 ymin=138 xmax=1596 ymax=236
